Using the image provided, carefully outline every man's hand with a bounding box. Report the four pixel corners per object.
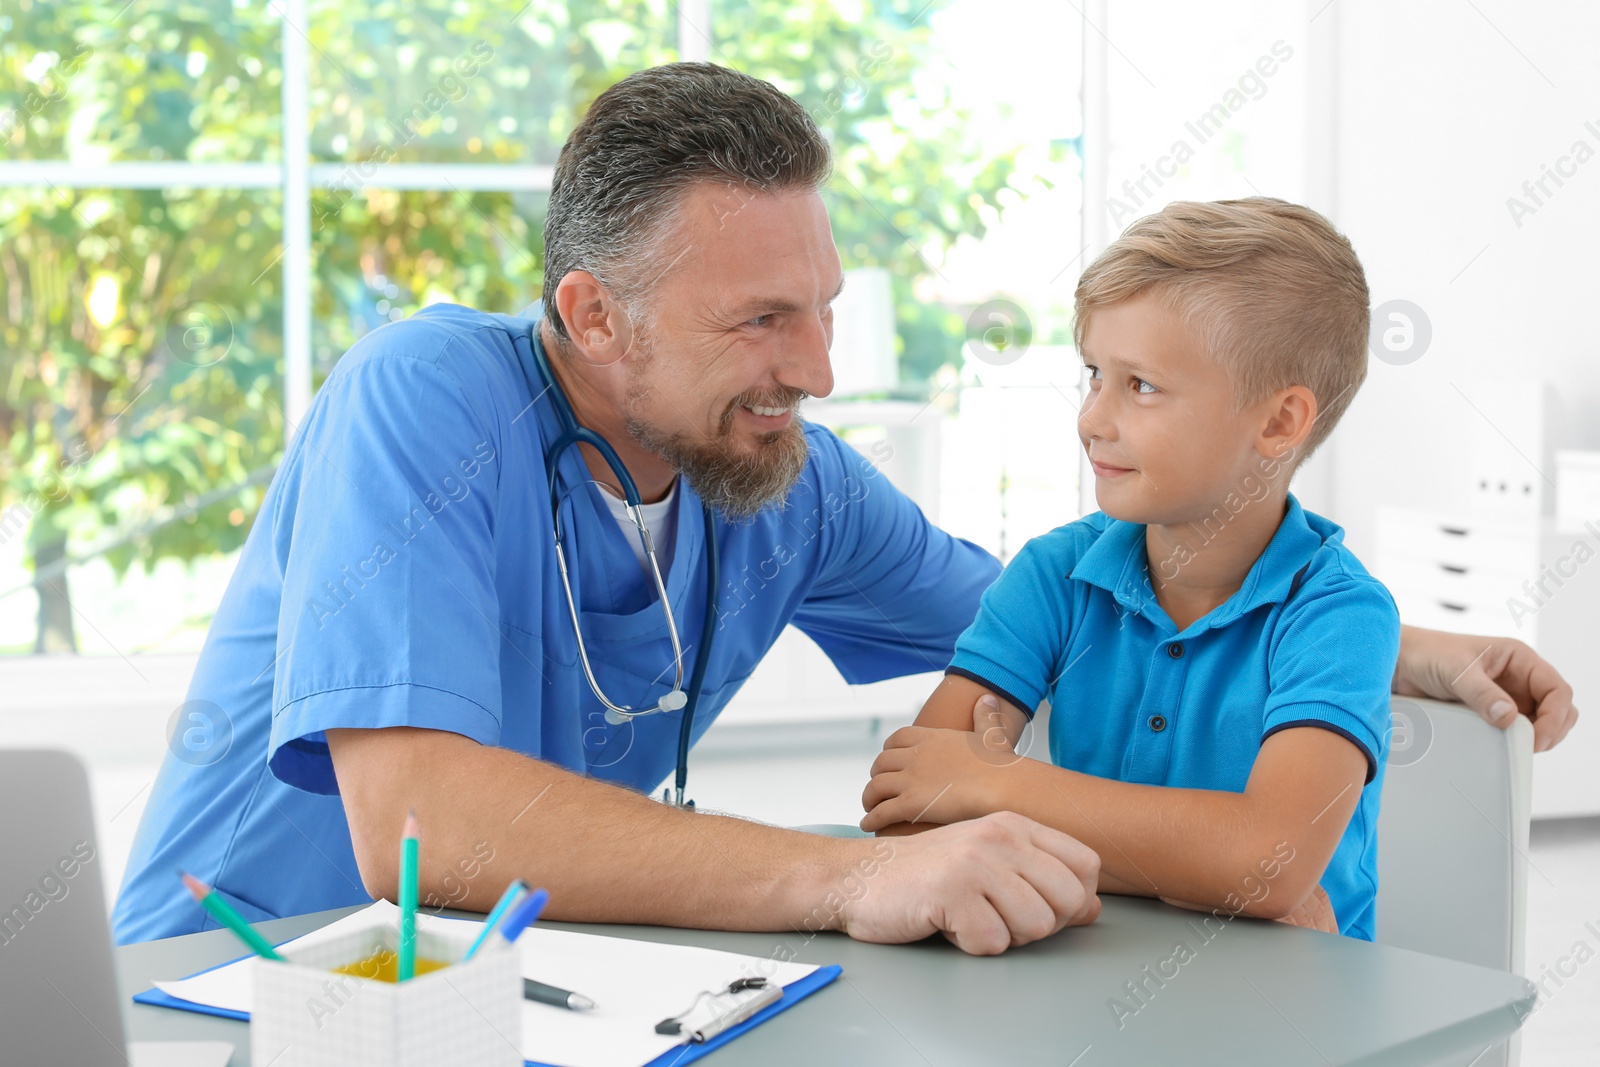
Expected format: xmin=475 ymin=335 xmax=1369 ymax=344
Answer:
xmin=1394 ymin=626 xmax=1579 ymax=752
xmin=837 ymin=811 xmax=1101 ymax=955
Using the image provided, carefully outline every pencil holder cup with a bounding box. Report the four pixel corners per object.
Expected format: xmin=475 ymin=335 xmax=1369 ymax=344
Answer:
xmin=250 ymin=921 xmax=522 ymax=1067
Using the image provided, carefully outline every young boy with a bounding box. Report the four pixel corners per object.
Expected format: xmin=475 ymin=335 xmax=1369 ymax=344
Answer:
xmin=860 ymin=197 xmax=1399 ymax=940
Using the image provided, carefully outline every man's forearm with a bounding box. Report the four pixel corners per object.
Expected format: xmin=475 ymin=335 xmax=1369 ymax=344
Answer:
xmin=329 ymin=727 xmax=861 ymax=931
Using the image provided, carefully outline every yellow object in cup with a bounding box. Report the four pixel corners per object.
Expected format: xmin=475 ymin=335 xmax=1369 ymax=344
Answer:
xmin=332 ymin=949 xmax=449 ymax=983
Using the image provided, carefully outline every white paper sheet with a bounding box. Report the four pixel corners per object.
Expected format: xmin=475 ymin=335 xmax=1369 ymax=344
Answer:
xmin=153 ymin=901 xmax=819 ymax=1067
xmin=127 ymin=1041 xmax=235 ymax=1067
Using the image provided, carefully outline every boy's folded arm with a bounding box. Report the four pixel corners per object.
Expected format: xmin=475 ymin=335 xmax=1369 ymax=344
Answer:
xmin=916 ymin=674 xmax=1032 ymax=740
xmin=864 ymin=718 xmax=1366 ymax=918
xmin=1024 ymin=576 xmax=1396 ymax=915
xmin=980 ymin=725 xmax=1366 ymax=918
xmin=868 ymin=534 xmax=1063 ymax=839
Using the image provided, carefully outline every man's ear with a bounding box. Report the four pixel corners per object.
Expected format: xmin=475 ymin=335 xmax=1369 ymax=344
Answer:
xmin=552 ymin=271 xmax=635 ymax=366
xmin=1256 ymin=385 xmax=1318 ymax=466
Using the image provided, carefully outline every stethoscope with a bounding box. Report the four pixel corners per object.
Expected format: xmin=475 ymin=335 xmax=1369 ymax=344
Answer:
xmin=522 ymin=321 xmax=718 ymax=808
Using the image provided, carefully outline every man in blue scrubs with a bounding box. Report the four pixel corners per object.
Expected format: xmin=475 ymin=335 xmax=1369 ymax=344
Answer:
xmin=115 ymin=63 xmax=1577 ymax=951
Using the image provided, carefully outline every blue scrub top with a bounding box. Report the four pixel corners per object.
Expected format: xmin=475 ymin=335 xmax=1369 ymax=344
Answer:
xmin=113 ymin=303 xmax=1000 ymax=944
xmin=947 ymin=497 xmax=1400 ymax=940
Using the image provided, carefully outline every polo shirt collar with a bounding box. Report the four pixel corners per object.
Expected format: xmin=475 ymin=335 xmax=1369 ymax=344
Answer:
xmin=1070 ymin=513 xmax=1157 ymax=616
xmin=1070 ymin=494 xmax=1328 ymax=632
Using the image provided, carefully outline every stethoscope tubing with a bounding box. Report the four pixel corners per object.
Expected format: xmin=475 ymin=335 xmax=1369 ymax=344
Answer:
xmin=523 ymin=321 xmax=718 ymax=806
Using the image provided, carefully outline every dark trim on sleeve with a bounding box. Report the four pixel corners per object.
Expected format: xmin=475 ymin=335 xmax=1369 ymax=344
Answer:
xmin=945 ymin=667 xmax=1036 ymax=720
xmin=1285 ymin=561 xmax=1313 ymax=603
xmin=1262 ymin=719 xmax=1377 ymax=784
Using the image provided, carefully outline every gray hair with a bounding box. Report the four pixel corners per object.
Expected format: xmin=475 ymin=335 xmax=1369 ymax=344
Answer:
xmin=541 ymin=62 xmax=833 ymax=342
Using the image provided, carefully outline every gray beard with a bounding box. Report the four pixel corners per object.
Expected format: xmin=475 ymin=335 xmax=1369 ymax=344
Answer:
xmin=627 ymin=413 xmax=810 ymax=522
xmin=617 ymin=327 xmax=811 ymax=521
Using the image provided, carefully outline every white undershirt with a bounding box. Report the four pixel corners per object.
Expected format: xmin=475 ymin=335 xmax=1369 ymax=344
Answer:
xmin=599 ymin=477 xmax=680 ymax=574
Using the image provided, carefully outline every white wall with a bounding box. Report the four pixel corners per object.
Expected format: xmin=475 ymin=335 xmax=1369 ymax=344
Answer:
xmin=1325 ymin=0 xmax=1600 ymax=554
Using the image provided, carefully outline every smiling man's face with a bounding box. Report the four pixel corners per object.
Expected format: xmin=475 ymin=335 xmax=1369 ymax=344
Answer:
xmin=621 ymin=181 xmax=842 ymax=518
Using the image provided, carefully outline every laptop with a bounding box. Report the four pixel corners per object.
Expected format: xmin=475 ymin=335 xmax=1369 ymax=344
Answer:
xmin=0 ymin=749 xmax=232 ymax=1066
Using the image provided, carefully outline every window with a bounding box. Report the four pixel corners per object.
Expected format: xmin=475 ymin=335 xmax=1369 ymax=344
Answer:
xmin=2 ymin=0 xmax=1088 ymax=656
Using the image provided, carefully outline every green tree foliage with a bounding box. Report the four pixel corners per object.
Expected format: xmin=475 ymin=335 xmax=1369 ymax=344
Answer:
xmin=1 ymin=0 xmax=287 ymax=650
xmin=0 ymin=0 xmax=1027 ymax=652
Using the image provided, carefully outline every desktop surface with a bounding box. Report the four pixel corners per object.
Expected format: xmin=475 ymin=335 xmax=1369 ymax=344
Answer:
xmin=119 ymin=896 xmax=1534 ymax=1067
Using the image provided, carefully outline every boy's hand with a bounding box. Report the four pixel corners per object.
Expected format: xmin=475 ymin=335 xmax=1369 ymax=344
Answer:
xmin=865 ymin=687 xmax=1031 ymax=836
xmin=860 ymin=721 xmax=1013 ymax=832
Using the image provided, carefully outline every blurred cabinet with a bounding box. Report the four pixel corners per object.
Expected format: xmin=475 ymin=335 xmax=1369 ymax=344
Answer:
xmin=715 ymin=400 xmax=946 ymax=729
xmin=715 ymin=626 xmax=939 ymax=728
xmin=1375 ymin=508 xmax=1541 ymax=642
xmin=1375 ymin=507 xmax=1600 ymax=817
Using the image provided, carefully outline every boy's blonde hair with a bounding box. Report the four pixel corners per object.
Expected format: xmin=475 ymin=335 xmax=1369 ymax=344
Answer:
xmin=1073 ymin=197 xmax=1370 ymax=458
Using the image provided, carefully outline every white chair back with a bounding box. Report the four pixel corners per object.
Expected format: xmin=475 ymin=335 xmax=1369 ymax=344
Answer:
xmin=1375 ymin=697 xmax=1534 ymax=1067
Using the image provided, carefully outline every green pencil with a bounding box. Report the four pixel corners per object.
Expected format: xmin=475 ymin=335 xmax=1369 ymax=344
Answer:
xmin=398 ymin=809 xmax=419 ymax=981
xmin=181 ymin=872 xmax=284 ymax=961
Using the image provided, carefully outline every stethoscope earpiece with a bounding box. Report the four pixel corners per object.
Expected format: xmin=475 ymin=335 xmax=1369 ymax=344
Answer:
xmin=602 ymin=689 xmax=686 ymax=726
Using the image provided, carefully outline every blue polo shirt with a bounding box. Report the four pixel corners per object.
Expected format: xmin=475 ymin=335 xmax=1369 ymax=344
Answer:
xmin=112 ymin=303 xmax=1000 ymax=944
xmin=947 ymin=496 xmax=1399 ymax=940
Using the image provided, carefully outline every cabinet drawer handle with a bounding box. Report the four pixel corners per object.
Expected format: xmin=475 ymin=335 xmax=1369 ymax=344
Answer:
xmin=1438 ymin=600 xmax=1468 ymax=612
xmin=1439 ymin=525 xmax=1469 ymax=537
xmin=1440 ymin=563 xmax=1468 ymax=575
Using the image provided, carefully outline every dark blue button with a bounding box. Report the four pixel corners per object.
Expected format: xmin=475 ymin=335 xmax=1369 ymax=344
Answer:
xmin=1168 ymin=642 xmax=1184 ymax=659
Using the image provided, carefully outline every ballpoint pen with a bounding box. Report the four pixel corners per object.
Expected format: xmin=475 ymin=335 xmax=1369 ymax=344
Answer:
xmin=524 ymin=978 xmax=596 ymax=1011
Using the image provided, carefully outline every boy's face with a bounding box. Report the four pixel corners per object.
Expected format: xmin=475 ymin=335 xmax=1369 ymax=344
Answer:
xmin=1077 ymin=294 xmax=1277 ymax=526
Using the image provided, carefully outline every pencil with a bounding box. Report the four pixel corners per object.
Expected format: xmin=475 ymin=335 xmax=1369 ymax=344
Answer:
xmin=397 ymin=809 xmax=419 ymax=981
xmin=180 ymin=872 xmax=284 ymax=961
